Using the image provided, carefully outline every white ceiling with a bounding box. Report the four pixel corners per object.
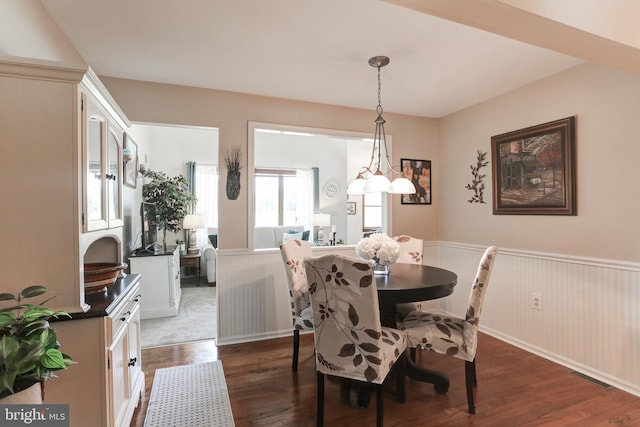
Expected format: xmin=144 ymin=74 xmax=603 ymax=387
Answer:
xmin=38 ymin=0 xmax=635 ymax=118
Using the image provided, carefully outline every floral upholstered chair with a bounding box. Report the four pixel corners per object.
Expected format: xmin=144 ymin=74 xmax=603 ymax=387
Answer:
xmin=280 ymin=239 xmax=314 ymax=371
xmin=398 ymin=246 xmax=498 ymax=414
xmin=304 ymin=254 xmax=407 ymax=427
xmin=392 ymin=235 xmax=425 ymax=318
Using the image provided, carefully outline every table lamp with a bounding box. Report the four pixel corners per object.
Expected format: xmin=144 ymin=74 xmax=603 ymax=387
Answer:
xmin=313 ymin=213 xmax=331 ymax=243
xmin=183 ymin=214 xmax=205 ymax=254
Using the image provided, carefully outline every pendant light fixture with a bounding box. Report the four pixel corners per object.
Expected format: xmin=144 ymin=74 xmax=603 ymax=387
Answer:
xmin=347 ymin=56 xmax=416 ymax=195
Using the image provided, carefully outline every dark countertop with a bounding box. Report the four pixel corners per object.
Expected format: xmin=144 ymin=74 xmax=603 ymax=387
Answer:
xmin=129 ymin=245 xmax=177 ymax=258
xmin=64 ymin=273 xmax=142 ymax=320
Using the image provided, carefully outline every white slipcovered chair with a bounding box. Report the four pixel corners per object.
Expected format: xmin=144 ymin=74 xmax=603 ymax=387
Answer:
xmin=398 ymin=246 xmax=498 ymax=414
xmin=392 ymin=235 xmax=424 ymax=318
xmin=280 ymin=239 xmax=314 ymax=371
xmin=304 ymin=254 xmax=407 ymax=427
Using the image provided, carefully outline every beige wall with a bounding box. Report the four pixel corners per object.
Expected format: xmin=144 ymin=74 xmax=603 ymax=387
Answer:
xmin=439 ymin=63 xmax=640 ymax=263
xmin=101 ymin=77 xmax=441 ymax=249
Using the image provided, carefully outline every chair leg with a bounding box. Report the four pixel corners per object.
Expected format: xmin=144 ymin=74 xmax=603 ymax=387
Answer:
xmin=376 ymin=385 xmax=383 ymax=427
xmin=465 ymin=359 xmax=477 ymax=414
xmin=317 ymin=372 xmax=324 ymax=427
xmin=292 ymin=329 xmax=300 ymax=371
xmin=395 ymin=353 xmax=406 ymax=403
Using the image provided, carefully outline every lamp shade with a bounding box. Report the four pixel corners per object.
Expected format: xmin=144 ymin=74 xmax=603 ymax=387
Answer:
xmin=183 ymin=214 xmax=205 ymax=229
xmin=363 ymin=174 xmax=392 ymax=193
xmin=313 ymin=213 xmax=331 ymax=227
xmin=390 ymin=177 xmax=417 ymax=194
xmin=346 ymin=176 xmax=366 ymax=195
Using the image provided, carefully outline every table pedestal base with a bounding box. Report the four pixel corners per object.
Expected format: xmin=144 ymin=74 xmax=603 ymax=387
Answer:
xmin=406 ymin=349 xmax=450 ymax=394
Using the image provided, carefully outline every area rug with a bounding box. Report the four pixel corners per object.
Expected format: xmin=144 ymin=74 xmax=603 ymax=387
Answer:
xmin=141 ymin=286 xmax=216 ymax=348
xmin=144 ymin=361 xmax=235 ymax=427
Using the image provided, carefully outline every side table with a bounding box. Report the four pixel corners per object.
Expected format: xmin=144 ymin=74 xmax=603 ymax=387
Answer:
xmin=180 ymin=250 xmax=201 ymax=286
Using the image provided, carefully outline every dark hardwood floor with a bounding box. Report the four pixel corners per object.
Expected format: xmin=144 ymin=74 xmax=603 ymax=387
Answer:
xmin=131 ymin=332 xmax=640 ymax=426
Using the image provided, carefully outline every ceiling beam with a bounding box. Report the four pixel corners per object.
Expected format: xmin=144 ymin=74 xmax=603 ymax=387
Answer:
xmin=384 ymin=0 xmax=640 ymax=76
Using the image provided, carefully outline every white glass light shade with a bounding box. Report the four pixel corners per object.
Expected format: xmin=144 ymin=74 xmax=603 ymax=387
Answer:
xmin=390 ymin=177 xmax=417 ymax=194
xmin=346 ymin=176 xmax=366 ymax=195
xmin=313 ymin=213 xmax=331 ymax=226
xmin=363 ymin=174 xmax=392 ymax=193
xmin=183 ymin=214 xmax=205 ymax=230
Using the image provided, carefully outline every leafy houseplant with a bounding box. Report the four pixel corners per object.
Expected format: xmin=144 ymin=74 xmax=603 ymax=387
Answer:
xmin=0 ymin=286 xmax=75 ymax=399
xmin=142 ymin=169 xmax=197 ymax=247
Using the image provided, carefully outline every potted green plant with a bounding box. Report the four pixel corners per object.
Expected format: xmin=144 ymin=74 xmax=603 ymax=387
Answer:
xmin=0 ymin=285 xmax=75 ymax=402
xmin=142 ymin=169 xmax=197 ymax=248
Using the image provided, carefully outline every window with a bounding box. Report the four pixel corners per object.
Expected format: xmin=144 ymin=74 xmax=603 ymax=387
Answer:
xmin=363 ymin=192 xmax=382 ymax=231
xmin=195 ymin=164 xmax=218 ymax=228
xmin=254 ymin=168 xmax=313 ymax=227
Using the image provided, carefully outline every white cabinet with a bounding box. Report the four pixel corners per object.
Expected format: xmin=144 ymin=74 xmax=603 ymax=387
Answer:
xmin=47 ymin=276 xmax=144 ymax=427
xmin=82 ymin=91 xmax=124 ymax=232
xmin=129 ymin=246 xmax=181 ymax=319
xmin=1 ymin=60 xmax=135 ymax=426
xmin=108 ymin=288 xmax=142 ymax=427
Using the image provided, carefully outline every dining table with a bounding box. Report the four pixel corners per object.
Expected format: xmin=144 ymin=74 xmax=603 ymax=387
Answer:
xmin=375 ymin=263 xmax=458 ymax=394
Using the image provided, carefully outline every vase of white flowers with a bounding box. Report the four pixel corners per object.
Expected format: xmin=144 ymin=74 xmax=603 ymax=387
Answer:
xmin=355 ymin=233 xmax=400 ymax=275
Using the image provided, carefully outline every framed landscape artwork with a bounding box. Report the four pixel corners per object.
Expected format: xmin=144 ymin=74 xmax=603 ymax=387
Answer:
xmin=491 ymin=116 xmax=576 ymax=215
xmin=400 ymin=158 xmax=431 ymax=205
xmin=123 ymin=134 xmax=138 ymax=189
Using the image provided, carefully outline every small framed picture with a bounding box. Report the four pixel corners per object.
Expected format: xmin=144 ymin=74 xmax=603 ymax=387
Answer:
xmin=346 ymin=201 xmax=356 ymax=215
xmin=400 ymin=159 xmax=431 ymax=205
xmin=123 ymin=133 xmax=138 ymax=189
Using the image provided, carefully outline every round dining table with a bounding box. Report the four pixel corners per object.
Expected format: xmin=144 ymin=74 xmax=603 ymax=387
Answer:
xmin=375 ymin=263 xmax=458 ymax=394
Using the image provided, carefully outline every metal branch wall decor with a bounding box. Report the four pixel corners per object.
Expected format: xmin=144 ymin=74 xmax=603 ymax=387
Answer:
xmin=225 ymin=145 xmax=242 ymax=200
xmin=465 ymin=150 xmax=488 ymax=204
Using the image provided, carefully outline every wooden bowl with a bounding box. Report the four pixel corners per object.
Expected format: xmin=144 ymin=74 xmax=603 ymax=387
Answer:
xmin=84 ymin=262 xmax=127 ymax=294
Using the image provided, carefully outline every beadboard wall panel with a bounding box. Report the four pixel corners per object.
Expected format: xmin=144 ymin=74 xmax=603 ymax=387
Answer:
xmin=215 ymin=242 xmax=640 ymax=397
xmin=216 ymin=246 xmax=356 ymax=345
xmin=437 ymin=243 xmax=640 ymax=397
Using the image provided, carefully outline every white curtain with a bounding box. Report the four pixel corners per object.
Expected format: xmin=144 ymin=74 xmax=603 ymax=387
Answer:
xmin=195 ymin=164 xmax=219 ymax=229
xmin=296 ymin=169 xmax=313 ymax=232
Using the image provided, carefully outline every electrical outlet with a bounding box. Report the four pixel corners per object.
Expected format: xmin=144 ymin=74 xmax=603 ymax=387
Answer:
xmin=531 ymin=293 xmax=543 ymax=311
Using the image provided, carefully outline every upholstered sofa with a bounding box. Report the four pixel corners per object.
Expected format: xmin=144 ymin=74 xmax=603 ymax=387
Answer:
xmin=254 ymin=225 xmax=309 ymax=249
xmin=201 ymin=227 xmax=217 ymax=284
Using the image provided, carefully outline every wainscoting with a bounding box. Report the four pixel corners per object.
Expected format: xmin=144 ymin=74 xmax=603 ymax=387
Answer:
xmin=216 ymin=242 xmax=640 ymax=398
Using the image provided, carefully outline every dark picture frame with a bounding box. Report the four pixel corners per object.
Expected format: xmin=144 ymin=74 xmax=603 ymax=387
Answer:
xmin=400 ymin=159 xmax=431 ymax=205
xmin=491 ymin=116 xmax=576 ymax=215
xmin=346 ymin=201 xmax=356 ymax=215
xmin=123 ymin=133 xmax=138 ymax=189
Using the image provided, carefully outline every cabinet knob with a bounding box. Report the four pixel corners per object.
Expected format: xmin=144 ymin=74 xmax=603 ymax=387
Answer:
xmin=134 ymin=294 xmax=141 ymax=302
xmin=120 ymin=311 xmax=131 ymax=321
xmin=128 ymin=357 xmax=137 ymax=367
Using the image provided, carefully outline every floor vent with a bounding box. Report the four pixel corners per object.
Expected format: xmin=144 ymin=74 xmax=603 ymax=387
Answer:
xmin=568 ymin=370 xmax=614 ymax=390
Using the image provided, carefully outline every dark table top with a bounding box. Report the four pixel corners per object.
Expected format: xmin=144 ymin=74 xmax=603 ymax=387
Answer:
xmin=375 ymin=263 xmax=457 ymax=304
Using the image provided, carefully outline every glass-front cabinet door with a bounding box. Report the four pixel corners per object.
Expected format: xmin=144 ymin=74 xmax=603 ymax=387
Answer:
xmin=82 ymin=92 xmax=123 ymax=231
xmin=84 ymin=94 xmax=108 ymax=231
xmin=107 ymin=126 xmax=124 ymax=228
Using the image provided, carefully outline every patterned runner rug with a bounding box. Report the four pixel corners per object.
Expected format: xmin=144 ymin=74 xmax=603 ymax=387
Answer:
xmin=144 ymin=361 xmax=235 ymax=427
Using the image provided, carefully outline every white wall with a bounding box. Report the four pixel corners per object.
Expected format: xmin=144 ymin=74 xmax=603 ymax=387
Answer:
xmin=436 ymin=63 xmax=640 ymax=396
xmin=0 ymin=0 xmax=84 ymax=63
xmin=439 ymin=63 xmax=640 ymax=262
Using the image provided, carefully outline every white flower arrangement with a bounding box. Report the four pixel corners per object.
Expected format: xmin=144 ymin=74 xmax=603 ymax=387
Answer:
xmin=355 ymin=233 xmax=400 ymax=265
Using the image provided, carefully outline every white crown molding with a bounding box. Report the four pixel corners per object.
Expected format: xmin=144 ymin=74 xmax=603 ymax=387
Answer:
xmin=0 ymin=54 xmax=87 ymax=83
